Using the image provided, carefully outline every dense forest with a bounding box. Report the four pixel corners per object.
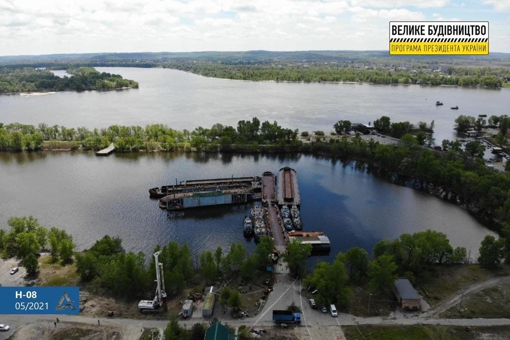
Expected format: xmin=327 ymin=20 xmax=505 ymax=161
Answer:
xmin=0 ymin=67 xmax=139 ymax=93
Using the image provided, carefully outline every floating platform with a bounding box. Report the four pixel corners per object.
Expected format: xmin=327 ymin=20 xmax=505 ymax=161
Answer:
xmin=277 ymin=167 xmax=300 ymax=206
xmin=160 ymin=188 xmax=258 ymax=210
xmin=95 ymin=143 xmax=115 ymax=156
xmin=288 ymin=231 xmax=331 ymax=251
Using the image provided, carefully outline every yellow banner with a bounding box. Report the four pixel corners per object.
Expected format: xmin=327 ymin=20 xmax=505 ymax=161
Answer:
xmin=389 ymin=42 xmax=488 ymax=55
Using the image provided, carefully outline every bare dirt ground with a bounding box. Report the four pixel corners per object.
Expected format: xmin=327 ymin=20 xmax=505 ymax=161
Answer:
xmin=0 ymin=257 xmax=25 ymax=286
xmin=9 ymin=322 xmax=123 ymax=340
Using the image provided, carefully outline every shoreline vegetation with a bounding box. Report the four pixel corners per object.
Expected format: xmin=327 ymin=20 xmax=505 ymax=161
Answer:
xmin=1 ymin=114 xmax=510 ymax=236
xmin=1 ymin=51 xmax=509 ymax=89
xmin=0 ymin=67 xmax=139 ymax=94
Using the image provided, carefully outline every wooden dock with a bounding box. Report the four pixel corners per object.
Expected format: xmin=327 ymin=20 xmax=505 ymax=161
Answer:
xmin=96 ymin=143 xmax=115 ymax=156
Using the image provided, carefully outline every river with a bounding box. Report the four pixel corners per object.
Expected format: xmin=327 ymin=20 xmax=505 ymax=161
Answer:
xmin=0 ymin=151 xmax=495 ymax=262
xmin=0 ymin=67 xmax=504 ymax=261
xmin=1 ymin=67 xmax=509 ymax=143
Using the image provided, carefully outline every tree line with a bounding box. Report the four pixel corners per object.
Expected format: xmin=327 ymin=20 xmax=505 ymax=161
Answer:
xmin=0 ymin=67 xmax=138 ymax=93
xmin=0 ymin=118 xmax=300 ymax=152
xmin=162 ymin=62 xmax=504 ymax=88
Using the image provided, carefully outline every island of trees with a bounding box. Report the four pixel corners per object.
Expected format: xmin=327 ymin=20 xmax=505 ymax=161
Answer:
xmin=0 ymin=67 xmax=139 ymax=93
xmin=1 ymin=51 xmax=509 ymax=88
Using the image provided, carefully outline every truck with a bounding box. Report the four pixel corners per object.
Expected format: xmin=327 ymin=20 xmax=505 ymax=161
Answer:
xmin=272 ymin=310 xmax=301 ymax=324
xmin=180 ymin=299 xmax=194 ymax=319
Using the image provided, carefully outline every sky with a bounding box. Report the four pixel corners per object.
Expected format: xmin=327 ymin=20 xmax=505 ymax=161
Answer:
xmin=0 ymin=0 xmax=509 ymax=56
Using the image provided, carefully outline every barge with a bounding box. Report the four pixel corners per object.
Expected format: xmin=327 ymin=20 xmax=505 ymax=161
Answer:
xmin=277 ymin=167 xmax=300 ymax=206
xmin=159 ymin=188 xmax=258 ymax=210
xmin=150 ymin=176 xmax=261 ymax=198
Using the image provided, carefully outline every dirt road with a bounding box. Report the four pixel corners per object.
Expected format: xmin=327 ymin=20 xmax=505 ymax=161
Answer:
xmin=421 ymin=276 xmax=510 ymax=318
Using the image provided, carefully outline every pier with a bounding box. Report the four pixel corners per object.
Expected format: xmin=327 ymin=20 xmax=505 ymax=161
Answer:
xmin=150 ymin=167 xmax=330 ymax=254
xmin=95 ymin=143 xmax=115 ymax=156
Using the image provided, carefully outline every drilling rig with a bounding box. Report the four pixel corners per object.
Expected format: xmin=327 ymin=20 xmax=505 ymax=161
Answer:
xmin=138 ymin=251 xmax=167 ymax=313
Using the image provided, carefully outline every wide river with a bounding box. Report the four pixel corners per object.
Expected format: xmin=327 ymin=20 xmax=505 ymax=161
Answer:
xmin=1 ymin=67 xmax=506 ymax=262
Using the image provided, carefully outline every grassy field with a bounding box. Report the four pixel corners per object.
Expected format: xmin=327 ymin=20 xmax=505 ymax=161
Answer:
xmin=38 ymin=255 xmax=80 ymax=286
xmin=343 ymin=325 xmax=510 ymax=340
xmin=441 ymin=281 xmax=510 ymax=319
xmin=502 ymin=82 xmax=510 ymax=88
xmin=416 ymin=265 xmax=510 ymax=308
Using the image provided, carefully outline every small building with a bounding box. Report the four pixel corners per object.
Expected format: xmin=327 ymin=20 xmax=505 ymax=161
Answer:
xmin=465 ymin=130 xmax=478 ymax=138
xmin=204 ymin=322 xmax=236 ymax=340
xmin=202 ymin=286 xmax=216 ymax=317
xmin=393 ymin=278 xmax=421 ymax=311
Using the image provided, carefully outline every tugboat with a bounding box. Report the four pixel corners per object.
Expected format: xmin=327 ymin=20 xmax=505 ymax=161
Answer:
xmin=290 ymin=205 xmax=303 ymax=230
xmin=252 ymin=205 xmax=267 ymax=242
xmin=280 ymin=205 xmax=290 ymax=219
xmin=283 ymin=218 xmax=293 ymax=231
xmin=451 ymin=106 xmax=459 ymax=110
xmin=436 ymin=101 xmax=443 ymax=106
xmin=292 ymin=217 xmax=303 ymax=231
xmin=243 ymin=215 xmax=253 ymax=237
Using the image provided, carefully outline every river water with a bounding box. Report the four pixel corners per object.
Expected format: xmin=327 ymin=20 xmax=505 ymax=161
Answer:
xmin=0 ymin=67 xmax=504 ymax=261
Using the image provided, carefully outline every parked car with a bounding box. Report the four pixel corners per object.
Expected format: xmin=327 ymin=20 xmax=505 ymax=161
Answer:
xmin=321 ymin=306 xmax=328 ymax=313
xmin=309 ymin=299 xmax=317 ymax=309
xmin=0 ymin=324 xmax=10 ymax=331
xmin=10 ymin=267 xmax=19 ymax=275
xmin=330 ymin=304 xmax=338 ymax=317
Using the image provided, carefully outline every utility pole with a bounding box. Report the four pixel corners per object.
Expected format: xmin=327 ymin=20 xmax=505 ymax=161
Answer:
xmin=368 ymin=293 xmax=371 ymax=313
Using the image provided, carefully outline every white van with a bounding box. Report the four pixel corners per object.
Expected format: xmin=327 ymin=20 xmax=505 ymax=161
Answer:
xmin=330 ymin=304 xmax=338 ymax=317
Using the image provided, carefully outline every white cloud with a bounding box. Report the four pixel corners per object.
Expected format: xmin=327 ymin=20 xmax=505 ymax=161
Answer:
xmin=0 ymin=0 xmax=507 ymax=54
xmin=484 ymin=0 xmax=510 ymax=12
xmin=349 ymin=0 xmax=449 ymax=9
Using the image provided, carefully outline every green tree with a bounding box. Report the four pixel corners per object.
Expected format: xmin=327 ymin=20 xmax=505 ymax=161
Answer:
xmin=164 ymin=316 xmax=185 ymax=340
xmin=254 ymin=236 xmax=274 ymax=270
xmin=240 ymin=255 xmax=258 ymax=279
xmin=368 ymin=254 xmax=398 ymax=293
xmin=455 ymin=115 xmax=474 ymax=132
xmin=15 ymin=232 xmax=40 ymax=259
xmin=283 ymin=239 xmax=312 ymax=278
xmin=374 ymin=116 xmax=391 ymax=134
xmin=304 ymin=253 xmax=351 ymax=307
xmin=464 ymin=141 xmax=485 ymax=158
xmin=23 ymin=252 xmax=39 ymax=275
xmin=478 ymin=235 xmax=505 ymax=269
xmin=59 ymin=239 xmax=75 ymax=265
xmin=345 ymin=247 xmax=369 ymax=283
xmin=228 ymin=290 xmax=242 ymax=311
xmin=450 ymin=247 xmax=467 ymax=263
xmin=189 ymin=323 xmax=206 ymax=340
xmin=75 ymin=252 xmax=99 ymax=281
xmin=214 ymin=246 xmax=223 ymax=272
xmin=220 ymin=286 xmax=231 ymax=308
xmin=200 ymin=251 xmax=218 ymax=283
xmin=222 ymin=243 xmax=246 ymax=275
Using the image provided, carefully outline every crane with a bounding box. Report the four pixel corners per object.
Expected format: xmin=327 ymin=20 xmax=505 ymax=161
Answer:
xmin=138 ymin=251 xmax=166 ymax=313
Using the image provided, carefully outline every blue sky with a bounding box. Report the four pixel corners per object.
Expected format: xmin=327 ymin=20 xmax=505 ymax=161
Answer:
xmin=0 ymin=0 xmax=508 ymax=55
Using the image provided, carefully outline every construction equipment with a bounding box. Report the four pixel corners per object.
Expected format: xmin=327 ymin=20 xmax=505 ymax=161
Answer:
xmin=138 ymin=251 xmax=167 ymax=313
